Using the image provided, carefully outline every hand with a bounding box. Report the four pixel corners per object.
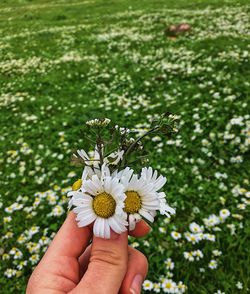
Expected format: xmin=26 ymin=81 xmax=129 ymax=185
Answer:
xmin=26 ymin=212 xmax=150 ymax=294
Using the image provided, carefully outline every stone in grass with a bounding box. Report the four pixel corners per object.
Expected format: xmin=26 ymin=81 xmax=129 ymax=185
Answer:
xmin=165 ymin=23 xmax=191 ymax=38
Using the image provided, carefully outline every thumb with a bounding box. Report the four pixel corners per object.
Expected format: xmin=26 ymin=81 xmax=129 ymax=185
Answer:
xmin=72 ymin=231 xmax=128 ymax=294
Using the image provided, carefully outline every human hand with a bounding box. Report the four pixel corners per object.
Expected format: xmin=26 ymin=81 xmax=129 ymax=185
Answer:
xmin=26 ymin=212 xmax=149 ymax=294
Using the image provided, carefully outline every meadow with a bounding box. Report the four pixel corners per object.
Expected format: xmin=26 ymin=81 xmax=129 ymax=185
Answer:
xmin=0 ymin=0 xmax=250 ymax=293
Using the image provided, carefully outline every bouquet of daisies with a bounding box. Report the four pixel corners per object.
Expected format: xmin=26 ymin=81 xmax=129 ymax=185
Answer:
xmin=68 ymin=114 xmax=178 ymax=239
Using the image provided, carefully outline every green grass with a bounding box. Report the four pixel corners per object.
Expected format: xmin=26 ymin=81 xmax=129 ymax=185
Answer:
xmin=0 ymin=0 xmax=250 ymax=293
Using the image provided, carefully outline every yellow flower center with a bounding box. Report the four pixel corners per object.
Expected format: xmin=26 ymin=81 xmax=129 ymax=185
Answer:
xmin=165 ymin=283 xmax=171 ymax=289
xmin=93 ymin=192 xmax=116 ymax=218
xmin=124 ymin=191 xmax=141 ymax=214
xmin=72 ymin=179 xmax=82 ymax=191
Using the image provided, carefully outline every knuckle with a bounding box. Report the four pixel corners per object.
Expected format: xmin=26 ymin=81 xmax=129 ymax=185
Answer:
xmin=90 ymin=248 xmax=126 ymax=269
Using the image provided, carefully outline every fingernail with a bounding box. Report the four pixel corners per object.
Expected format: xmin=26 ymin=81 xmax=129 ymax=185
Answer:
xmin=130 ymin=274 xmax=143 ymax=294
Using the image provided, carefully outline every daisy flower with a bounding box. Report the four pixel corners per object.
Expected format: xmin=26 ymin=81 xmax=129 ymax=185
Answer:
xmin=117 ymin=168 xmax=160 ymax=230
xmin=143 ymin=280 xmax=154 ymax=291
xmin=189 ymin=222 xmax=204 ymax=233
xmin=208 ymin=259 xmax=218 ymax=269
xmin=219 ymin=208 xmax=230 ymax=219
xmin=71 ymin=165 xmax=127 ymax=239
xmin=171 ymin=231 xmax=181 ymax=240
xmin=162 ymin=279 xmax=177 ymax=293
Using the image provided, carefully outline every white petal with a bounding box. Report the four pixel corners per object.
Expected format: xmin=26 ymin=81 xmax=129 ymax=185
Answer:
xmin=93 ymin=218 xmax=102 ymax=237
xmin=78 ymin=212 xmax=96 ymax=227
xmin=108 ymin=215 xmax=127 ymax=234
xmin=103 ymin=220 xmax=111 ymax=239
xmin=76 ymin=208 xmax=95 ymax=221
xmin=77 ymin=149 xmax=89 ymax=160
xmin=139 ymin=209 xmax=154 ymax=222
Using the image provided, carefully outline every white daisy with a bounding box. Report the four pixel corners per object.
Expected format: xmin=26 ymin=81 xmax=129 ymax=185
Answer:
xmin=118 ymin=168 xmax=160 ymax=230
xmin=189 ymin=222 xmax=204 ymax=233
xmin=71 ymin=166 xmax=127 ymax=239
xmin=219 ymin=208 xmax=230 ymax=219
xmin=143 ymin=280 xmax=154 ymax=291
xmin=162 ymin=279 xmax=177 ymax=293
xmin=208 ymin=259 xmax=218 ymax=269
xmin=171 ymin=231 xmax=181 ymax=240
xmin=141 ymin=167 xmax=175 ymax=217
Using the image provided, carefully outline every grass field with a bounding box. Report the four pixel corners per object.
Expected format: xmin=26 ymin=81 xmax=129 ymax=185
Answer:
xmin=0 ymin=0 xmax=250 ymax=293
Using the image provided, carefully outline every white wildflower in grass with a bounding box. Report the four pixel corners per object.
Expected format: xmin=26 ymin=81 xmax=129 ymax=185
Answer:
xmin=237 ymin=203 xmax=246 ymax=210
xmin=227 ymin=224 xmax=236 ymax=235
xmin=192 ymin=250 xmax=204 ymax=260
xmin=29 ymin=254 xmax=40 ymax=265
xmin=27 ymin=226 xmax=40 ymax=237
xmin=177 ymin=281 xmax=187 ymax=293
xmin=165 ymin=258 xmax=174 ymax=270
xmin=153 ymin=283 xmax=161 ymax=292
xmin=166 ymin=272 xmax=174 ymax=278
xmin=13 ymin=250 xmax=23 ymax=260
xmin=203 ymin=214 xmax=220 ymax=228
xmin=214 ymin=290 xmax=225 ymax=294
xmin=189 ymin=222 xmax=204 ymax=233
xmin=184 ymin=250 xmax=203 ymax=261
xmin=17 ymin=261 xmax=28 ymax=270
xmin=4 ymin=269 xmax=17 ymax=278
xmin=208 ymin=259 xmax=218 ymax=269
xmin=27 ymin=242 xmax=41 ymax=254
xmin=71 ymin=165 xmax=127 ymax=238
xmin=51 ymin=205 xmax=65 ymax=216
xmin=171 ymin=231 xmax=181 ymax=240
xmin=3 ymin=232 xmax=14 ymax=239
xmin=203 ymin=233 xmax=216 ymax=242
xmin=184 ymin=232 xmax=203 ymax=244
xmin=3 ymin=216 xmax=12 ymax=223
xmin=212 ymin=250 xmax=222 ymax=256
xmin=236 ymin=281 xmax=243 ymax=289
xmin=2 ymin=254 xmax=10 ymax=260
xmin=143 ymin=280 xmax=154 ymax=291
xmin=183 ymin=251 xmax=195 ymax=262
xmin=162 ymin=279 xmax=177 ymax=293
xmin=159 ymin=227 xmax=167 ymax=233
xmin=131 ymin=242 xmax=140 ymax=248
xmin=219 ymin=209 xmax=230 ymax=220
xmin=38 ymin=236 xmax=50 ymax=246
